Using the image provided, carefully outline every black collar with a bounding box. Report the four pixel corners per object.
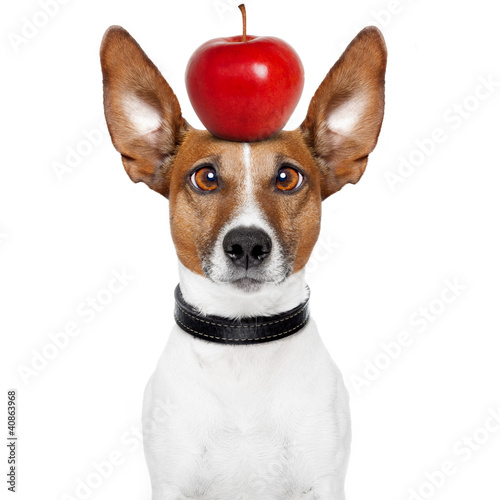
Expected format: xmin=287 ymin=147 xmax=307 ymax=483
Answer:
xmin=174 ymin=284 xmax=310 ymax=345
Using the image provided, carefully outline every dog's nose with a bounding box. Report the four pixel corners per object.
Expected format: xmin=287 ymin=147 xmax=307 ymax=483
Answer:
xmin=223 ymin=227 xmax=272 ymax=269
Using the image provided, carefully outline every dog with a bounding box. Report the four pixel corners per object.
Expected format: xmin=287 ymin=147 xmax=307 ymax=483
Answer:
xmin=100 ymin=24 xmax=386 ymax=500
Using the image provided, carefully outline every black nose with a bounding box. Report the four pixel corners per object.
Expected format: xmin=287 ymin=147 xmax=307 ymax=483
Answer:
xmin=223 ymin=227 xmax=272 ymax=269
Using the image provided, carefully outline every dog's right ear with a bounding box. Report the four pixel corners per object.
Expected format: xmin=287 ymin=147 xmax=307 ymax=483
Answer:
xmin=100 ymin=26 xmax=189 ymax=197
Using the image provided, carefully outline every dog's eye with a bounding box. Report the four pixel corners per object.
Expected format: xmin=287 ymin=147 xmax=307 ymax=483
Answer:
xmin=191 ymin=166 xmax=218 ymax=191
xmin=276 ymin=166 xmax=303 ymax=191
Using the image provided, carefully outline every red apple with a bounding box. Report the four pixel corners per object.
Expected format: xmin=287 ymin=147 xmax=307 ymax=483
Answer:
xmin=185 ymin=4 xmax=304 ymax=142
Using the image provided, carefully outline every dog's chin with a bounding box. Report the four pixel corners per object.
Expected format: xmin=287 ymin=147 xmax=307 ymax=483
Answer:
xmin=227 ymin=277 xmax=266 ymax=293
xmin=203 ymin=272 xmax=269 ymax=293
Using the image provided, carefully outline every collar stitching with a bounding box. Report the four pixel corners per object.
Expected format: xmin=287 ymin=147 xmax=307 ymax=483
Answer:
xmin=174 ymin=313 xmax=309 ymax=342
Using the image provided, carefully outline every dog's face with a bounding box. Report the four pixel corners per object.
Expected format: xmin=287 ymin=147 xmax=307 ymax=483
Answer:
xmin=100 ymin=26 xmax=386 ymax=291
xmin=166 ymin=130 xmax=322 ymax=290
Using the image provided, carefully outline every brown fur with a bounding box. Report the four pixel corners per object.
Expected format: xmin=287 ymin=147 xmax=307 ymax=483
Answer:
xmin=100 ymin=25 xmax=386 ymax=277
xmin=301 ymin=27 xmax=387 ymax=199
xmin=100 ymin=26 xmax=189 ymax=196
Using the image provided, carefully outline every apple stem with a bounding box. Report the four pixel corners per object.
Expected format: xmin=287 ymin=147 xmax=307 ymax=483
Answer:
xmin=238 ymin=4 xmax=247 ymax=42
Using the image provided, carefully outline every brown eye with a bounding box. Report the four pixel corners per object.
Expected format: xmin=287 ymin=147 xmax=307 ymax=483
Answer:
xmin=191 ymin=166 xmax=218 ymax=191
xmin=276 ymin=166 xmax=303 ymax=191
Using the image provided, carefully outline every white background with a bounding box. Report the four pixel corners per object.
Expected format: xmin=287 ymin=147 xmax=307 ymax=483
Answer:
xmin=2 ymin=0 xmax=500 ymax=499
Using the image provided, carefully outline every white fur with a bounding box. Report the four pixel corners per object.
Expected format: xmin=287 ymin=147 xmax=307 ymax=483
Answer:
xmin=243 ymin=142 xmax=254 ymax=203
xmin=142 ymin=144 xmax=351 ymax=499
xmin=178 ymin=262 xmax=308 ymax=318
xmin=123 ymin=93 xmax=162 ymax=135
xmin=243 ymin=142 xmax=251 ymax=186
xmin=327 ymin=96 xmax=366 ymax=137
xmin=143 ymin=268 xmax=351 ymax=499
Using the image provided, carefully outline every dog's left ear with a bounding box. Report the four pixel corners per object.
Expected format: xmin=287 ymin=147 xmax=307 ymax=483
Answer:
xmin=300 ymin=27 xmax=387 ymax=199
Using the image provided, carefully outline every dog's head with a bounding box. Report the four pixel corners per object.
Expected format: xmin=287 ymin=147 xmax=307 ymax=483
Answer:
xmin=100 ymin=26 xmax=386 ymax=292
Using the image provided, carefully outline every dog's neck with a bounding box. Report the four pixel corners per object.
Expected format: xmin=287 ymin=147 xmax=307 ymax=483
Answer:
xmin=178 ymin=263 xmax=309 ymax=320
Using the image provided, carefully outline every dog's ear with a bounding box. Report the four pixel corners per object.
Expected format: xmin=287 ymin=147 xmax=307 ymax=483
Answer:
xmin=100 ymin=26 xmax=189 ymax=197
xmin=300 ymin=27 xmax=387 ymax=200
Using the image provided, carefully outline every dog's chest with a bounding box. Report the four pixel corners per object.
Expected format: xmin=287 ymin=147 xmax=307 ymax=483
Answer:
xmin=143 ymin=321 xmax=350 ymax=499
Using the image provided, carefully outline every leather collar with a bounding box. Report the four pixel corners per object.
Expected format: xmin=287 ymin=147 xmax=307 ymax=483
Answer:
xmin=174 ymin=284 xmax=310 ymax=345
